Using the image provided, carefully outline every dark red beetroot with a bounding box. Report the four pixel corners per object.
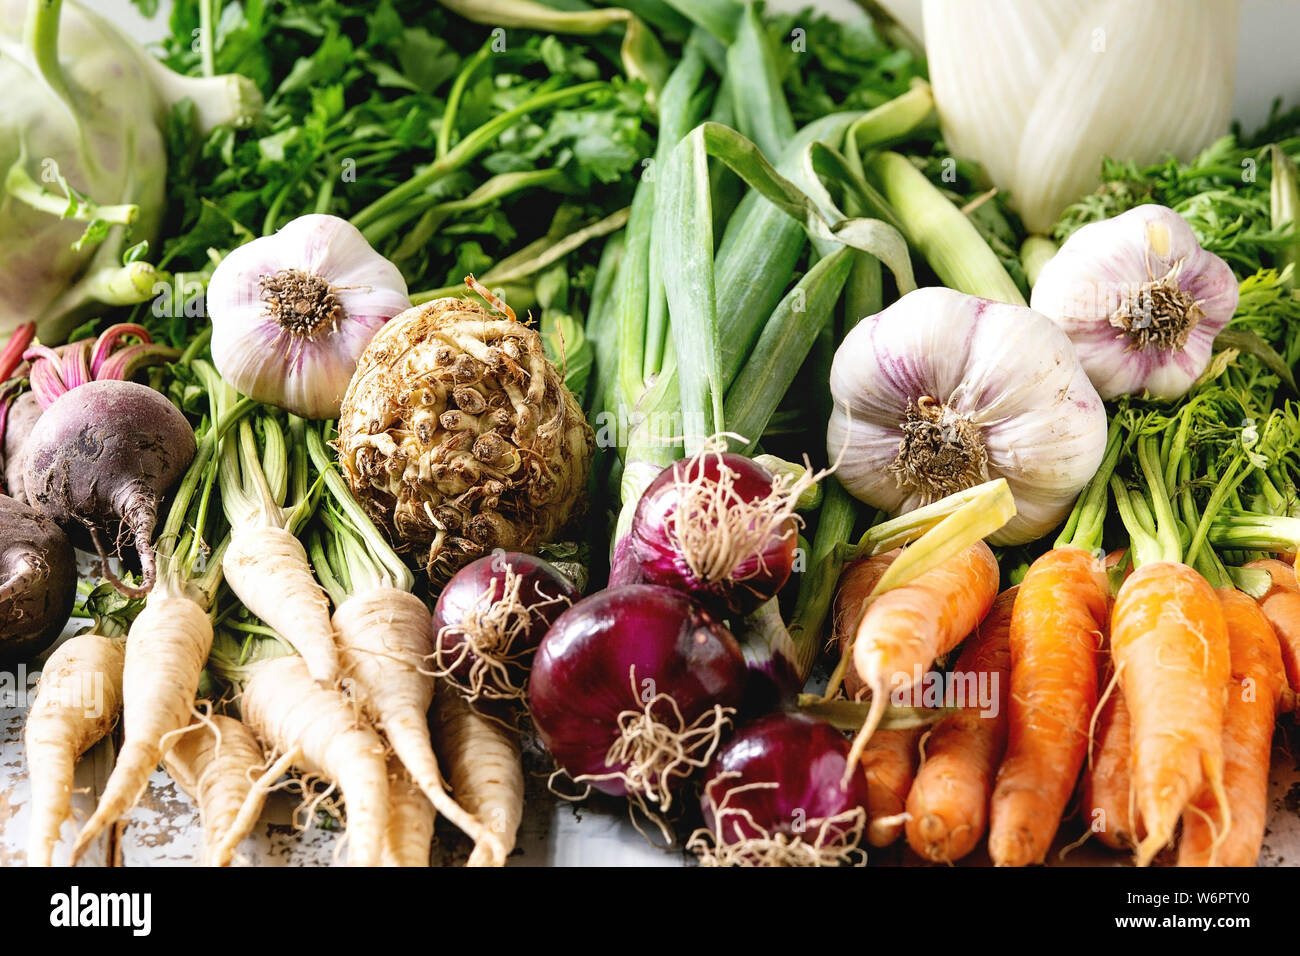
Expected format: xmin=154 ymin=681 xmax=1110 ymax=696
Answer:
xmin=1 ymin=391 xmax=40 ymax=502
xmin=628 ymin=452 xmax=799 ymax=617
xmin=692 ymin=712 xmax=871 ymax=867
xmin=23 ymin=380 xmax=195 ymax=598
xmin=529 ymin=584 xmax=747 ymax=811
xmin=432 ymin=551 xmax=580 ymax=702
xmin=0 ymin=494 xmax=76 ymax=662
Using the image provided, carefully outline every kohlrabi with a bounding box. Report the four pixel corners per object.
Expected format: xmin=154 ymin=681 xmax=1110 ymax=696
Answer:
xmin=0 ymin=0 xmax=260 ymax=341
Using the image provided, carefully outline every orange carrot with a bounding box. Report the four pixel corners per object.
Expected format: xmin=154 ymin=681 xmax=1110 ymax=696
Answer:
xmin=1082 ymin=669 xmax=1139 ymax=851
xmin=1244 ymin=558 xmax=1299 ymax=596
xmin=860 ymin=727 xmax=922 ymax=847
xmin=844 ymin=541 xmax=999 ymax=775
xmin=834 ymin=550 xmax=899 ymax=701
xmin=1258 ymin=588 xmax=1300 ymax=703
xmin=1178 ymin=590 xmax=1286 ymax=867
xmin=1111 ymin=561 xmax=1230 ymax=867
xmin=988 ymin=547 xmax=1107 ymax=866
xmin=905 ymin=587 xmax=1014 ymax=863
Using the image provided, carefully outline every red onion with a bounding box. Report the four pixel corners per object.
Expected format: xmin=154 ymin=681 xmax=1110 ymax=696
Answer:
xmin=689 ymin=712 xmax=870 ymax=867
xmin=628 ymin=448 xmax=807 ymax=616
xmin=432 ymin=551 xmax=580 ymax=702
xmin=528 ymin=584 xmax=747 ymax=815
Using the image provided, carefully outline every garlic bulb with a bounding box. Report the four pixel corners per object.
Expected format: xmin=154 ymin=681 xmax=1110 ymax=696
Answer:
xmin=923 ymin=0 xmax=1239 ymax=233
xmin=827 ymin=287 xmax=1107 ymax=545
xmin=1030 ymin=205 xmax=1238 ymax=400
xmin=208 ymin=214 xmax=410 ymax=419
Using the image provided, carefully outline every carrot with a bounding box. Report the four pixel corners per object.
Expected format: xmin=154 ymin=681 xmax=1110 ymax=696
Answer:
xmin=860 ymin=727 xmax=921 ymax=847
xmin=24 ymin=633 xmax=125 ymax=867
xmin=844 ymin=540 xmax=999 ymax=775
xmin=905 ymin=587 xmax=1014 ymax=863
xmin=430 ymin=685 xmax=522 ymax=867
xmin=382 ymin=759 xmax=436 ymax=868
xmin=1082 ymin=670 xmax=1138 ymax=851
xmin=1112 ymin=561 xmax=1230 ymax=866
xmin=161 ymin=714 xmax=267 ymax=866
xmin=1259 ymin=588 xmax=1300 ymax=699
xmin=1178 ymin=589 xmax=1286 ymax=867
xmin=1244 ymin=558 xmax=1299 ymax=596
xmin=833 ymin=550 xmax=899 ymax=701
xmin=238 ymin=655 xmax=390 ymax=867
xmin=333 ymin=587 xmax=489 ymax=846
xmin=988 ymin=547 xmax=1106 ymax=865
xmin=223 ymin=525 xmax=338 ymax=685
xmin=72 ymin=588 xmax=214 ymax=861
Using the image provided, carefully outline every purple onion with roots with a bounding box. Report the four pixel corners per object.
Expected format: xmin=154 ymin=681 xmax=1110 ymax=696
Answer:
xmin=626 ymin=447 xmax=811 ymax=617
xmin=529 ymin=584 xmax=747 ymax=824
xmin=432 ymin=550 xmax=580 ymax=703
xmin=689 ymin=712 xmax=871 ymax=867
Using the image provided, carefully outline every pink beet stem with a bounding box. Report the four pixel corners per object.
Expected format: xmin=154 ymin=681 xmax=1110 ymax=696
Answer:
xmin=0 ymin=323 xmax=35 ymax=383
xmin=90 ymin=324 xmax=152 ymax=377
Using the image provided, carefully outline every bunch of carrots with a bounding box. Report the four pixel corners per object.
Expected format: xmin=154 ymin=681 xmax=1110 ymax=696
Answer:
xmin=833 ymin=402 xmax=1300 ymax=867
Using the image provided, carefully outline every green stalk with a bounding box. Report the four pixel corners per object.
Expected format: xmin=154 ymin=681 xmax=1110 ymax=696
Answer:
xmin=305 ymin=426 xmax=413 ymax=593
xmin=726 ymin=2 xmax=794 ymax=159
xmin=4 ymin=163 xmax=137 ymax=226
xmin=411 ymin=207 xmax=630 ymax=302
xmin=1020 ymin=235 xmax=1057 ymax=289
xmin=1271 ymin=145 xmax=1300 ymax=289
xmin=198 ymin=0 xmax=216 ymax=78
xmin=438 ymin=41 xmax=492 ymax=159
xmin=350 ymin=80 xmax=606 ymax=233
xmin=868 ymin=151 xmax=1026 ymax=305
xmin=388 ymin=169 xmax=564 ymax=263
xmin=725 ymin=247 xmax=853 ymax=451
xmin=1208 ymin=510 xmax=1300 ymax=552
xmin=1055 ymin=417 xmax=1123 ymax=553
xmin=659 ymin=0 xmax=742 ymax=43
xmin=23 ymin=0 xmax=73 ymax=108
xmin=788 ymin=478 xmax=857 ymax=682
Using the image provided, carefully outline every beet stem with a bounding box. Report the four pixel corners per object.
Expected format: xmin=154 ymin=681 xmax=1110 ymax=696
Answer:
xmin=88 ymin=526 xmax=151 ymax=600
xmin=0 ymin=555 xmax=39 ymax=605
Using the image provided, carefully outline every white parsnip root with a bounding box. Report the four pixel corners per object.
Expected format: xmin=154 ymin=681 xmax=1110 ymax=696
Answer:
xmin=162 ymin=714 xmax=267 ymax=866
xmin=24 ymin=634 xmax=125 ymax=867
xmin=430 ymin=684 xmax=523 ymax=867
xmin=333 ymin=587 xmax=490 ymax=847
xmin=238 ymin=655 xmax=390 ymax=866
xmin=224 ymin=525 xmax=339 ymax=684
xmin=382 ymin=758 xmax=436 ymax=867
xmin=73 ymin=592 xmax=213 ymax=861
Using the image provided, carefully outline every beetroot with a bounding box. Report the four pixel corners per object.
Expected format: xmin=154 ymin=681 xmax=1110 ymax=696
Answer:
xmin=23 ymin=380 xmax=195 ymax=597
xmin=0 ymin=494 xmax=76 ymax=661
xmin=2 ymin=390 xmax=41 ymax=502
